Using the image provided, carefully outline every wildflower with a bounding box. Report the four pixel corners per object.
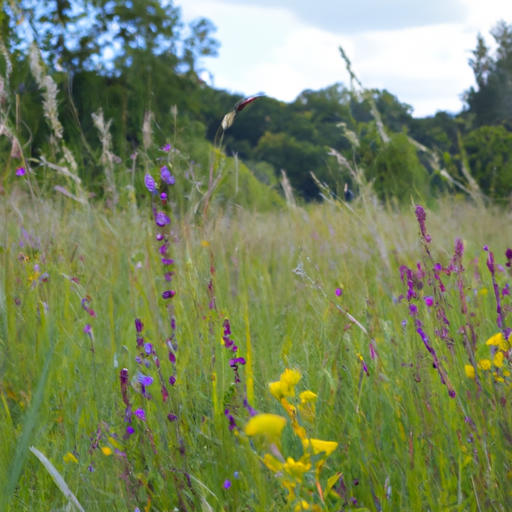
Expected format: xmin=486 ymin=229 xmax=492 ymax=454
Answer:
xmin=164 ymin=272 xmax=174 ymax=281
xmin=299 ymin=390 xmax=317 ymax=404
xmin=245 ymin=413 xmax=286 ymax=439
xmin=302 ymin=438 xmax=338 ymax=457
xmin=160 ymin=166 xmax=175 ymax=185
xmin=167 ymin=413 xmax=178 ymax=422
xmin=126 ymin=425 xmax=135 ymax=435
xmin=144 ymin=343 xmax=153 ymax=355
xmin=223 ymin=480 xmax=232 ymax=489
xmin=465 ymin=365 xmax=476 ymax=379
xmin=162 ymin=290 xmax=176 ymax=299
xmin=156 ymin=233 xmax=164 ymax=241
xmin=486 ymin=332 xmax=510 ymax=351
xmin=169 ymin=351 xmax=176 ymax=364
xmin=409 ymin=304 xmax=418 ymax=316
xmin=261 ymin=453 xmax=284 ymax=472
xmin=269 ymin=369 xmax=302 ymax=400
xmin=424 ymin=296 xmax=434 ymax=307
xmin=415 ymin=205 xmax=431 ymax=243
xmin=137 ymin=373 xmax=154 ymax=387
xmin=335 ymin=287 xmax=343 ymax=297
xmin=162 ymin=258 xmax=174 ymax=265
xmin=101 ymin=447 xmax=113 ymax=456
xmin=63 ymin=452 xmax=78 ymax=463
xmin=169 ymin=375 xmax=176 ymax=386
xmin=478 ymin=359 xmax=492 ymax=371
xmin=84 ymin=324 xmax=92 ymax=334
xmin=155 ymin=212 xmax=171 ymax=226
xmin=161 ymin=143 xmax=171 ymax=152
xmin=144 ymin=174 xmax=157 ymax=193
xmin=135 ymin=319 xmax=143 ymax=333
xmin=16 ymin=167 xmax=26 ymax=176
xmin=493 ymin=351 xmax=504 ymax=368
xmin=284 ymin=457 xmax=311 ymax=479
xmin=134 ymin=408 xmax=146 ymax=421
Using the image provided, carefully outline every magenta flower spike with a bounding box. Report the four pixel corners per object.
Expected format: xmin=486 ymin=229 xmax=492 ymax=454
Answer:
xmin=415 ymin=205 xmax=431 ymax=243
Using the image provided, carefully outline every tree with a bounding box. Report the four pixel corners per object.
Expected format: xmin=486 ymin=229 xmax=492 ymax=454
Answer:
xmin=465 ymin=20 xmax=512 ymax=129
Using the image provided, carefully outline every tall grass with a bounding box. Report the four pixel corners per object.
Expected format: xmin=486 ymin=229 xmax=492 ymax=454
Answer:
xmin=1 ymin=190 xmax=511 ymax=511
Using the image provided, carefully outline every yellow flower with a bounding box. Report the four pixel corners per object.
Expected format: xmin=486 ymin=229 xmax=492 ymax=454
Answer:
xmin=101 ymin=446 xmax=113 ymax=456
xmin=302 ymin=438 xmax=338 ymax=458
xmin=299 ymin=390 xmax=318 ymax=404
xmin=465 ymin=365 xmax=476 ymax=379
xmin=493 ymin=373 xmax=505 ymax=383
xmin=486 ymin=333 xmax=511 ymax=351
xmin=269 ymin=380 xmax=286 ymax=400
xmin=245 ymin=414 xmax=287 ymax=439
xmin=261 ymin=453 xmax=283 ymax=472
xmin=493 ymin=351 xmax=504 ymax=368
xmin=478 ymin=359 xmax=492 ymax=371
xmin=294 ymin=501 xmax=310 ymax=511
xmin=479 ymin=288 xmax=488 ymax=296
xmin=284 ymin=457 xmax=311 ymax=479
xmin=201 ymin=240 xmax=210 ymax=247
xmin=63 ymin=452 xmax=78 ymax=464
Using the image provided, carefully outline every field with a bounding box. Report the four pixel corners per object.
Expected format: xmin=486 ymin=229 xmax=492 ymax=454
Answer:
xmin=1 ymin=189 xmax=511 ymax=512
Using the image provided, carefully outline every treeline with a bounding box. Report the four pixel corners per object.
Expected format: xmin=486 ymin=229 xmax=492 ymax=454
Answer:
xmin=0 ymin=1 xmax=511 ymax=205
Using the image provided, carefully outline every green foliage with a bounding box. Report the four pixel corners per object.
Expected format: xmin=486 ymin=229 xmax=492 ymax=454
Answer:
xmin=464 ymin=125 xmax=512 ymax=199
xmin=369 ymin=132 xmax=429 ymax=203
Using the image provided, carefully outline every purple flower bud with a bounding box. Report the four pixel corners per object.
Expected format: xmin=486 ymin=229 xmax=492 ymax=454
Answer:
xmin=169 ymin=351 xmax=176 ymax=364
xmin=144 ymin=343 xmax=153 ymax=355
xmin=126 ymin=425 xmax=135 ymax=435
xmin=16 ymin=167 xmax=26 ymax=176
xmin=161 ymin=258 xmax=174 ymax=265
xmin=229 ymin=357 xmax=246 ymax=367
xmin=415 ymin=205 xmax=431 ymax=243
xmin=409 ymin=304 xmax=418 ymax=316
xmin=164 ymin=272 xmax=174 ymax=281
xmin=483 ymin=245 xmax=489 ymax=251
xmin=144 ymin=174 xmax=157 ymax=193
xmin=135 ymin=356 xmax=141 ymax=364
xmin=134 ymin=408 xmax=146 ymax=421
xmin=160 ymin=192 xmax=167 ymax=201
xmin=162 ymin=290 xmax=176 ymax=299
xmin=169 ymin=375 xmax=176 ymax=386
xmin=424 ymin=296 xmax=434 ymax=307
xmin=335 ymin=287 xmax=343 ymax=297
xmin=156 ymin=233 xmax=164 ymax=241
xmin=155 ymin=212 xmax=171 ymax=227
xmin=161 ymin=143 xmax=171 ymax=152
xmin=223 ymin=480 xmax=232 ymax=489
xmin=135 ymin=318 xmax=143 ymax=333
xmin=84 ymin=324 xmax=92 ymax=334
xmin=160 ymin=166 xmax=175 ymax=185
xmin=167 ymin=413 xmax=178 ymax=422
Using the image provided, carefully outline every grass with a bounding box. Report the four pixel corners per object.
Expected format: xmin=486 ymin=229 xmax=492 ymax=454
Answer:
xmin=1 ymin=191 xmax=511 ymax=512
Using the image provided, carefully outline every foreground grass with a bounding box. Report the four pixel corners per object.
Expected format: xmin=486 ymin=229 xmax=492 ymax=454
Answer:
xmin=1 ymin=193 xmax=511 ymax=511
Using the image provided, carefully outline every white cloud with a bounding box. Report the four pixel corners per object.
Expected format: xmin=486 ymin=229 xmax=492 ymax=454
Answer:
xmin=180 ymin=0 xmax=510 ymax=117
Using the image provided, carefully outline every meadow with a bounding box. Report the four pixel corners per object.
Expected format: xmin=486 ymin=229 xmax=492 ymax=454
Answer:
xmin=1 ymin=185 xmax=511 ymax=511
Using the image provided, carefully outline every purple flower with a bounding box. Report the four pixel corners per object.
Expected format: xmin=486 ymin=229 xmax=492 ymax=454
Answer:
xmin=120 ymin=368 xmax=130 ymax=407
xmin=223 ymin=480 xmax=232 ymax=489
xmin=230 ymin=357 xmax=246 ymax=367
xmin=167 ymin=413 xmax=178 ymax=422
xmin=160 ymin=166 xmax=175 ymax=185
xmin=169 ymin=375 xmax=176 ymax=386
xmin=335 ymin=287 xmax=343 ymax=297
xmin=162 ymin=290 xmax=176 ymax=299
xmin=135 ymin=318 xmax=143 ymax=333
xmin=169 ymin=351 xmax=176 ymax=364
xmin=144 ymin=343 xmax=153 ymax=355
xmin=160 ymin=192 xmax=167 ymax=201
xmin=161 ymin=143 xmax=171 ymax=152
xmin=16 ymin=167 xmax=26 ymax=176
xmin=156 ymin=233 xmax=164 ymax=241
xmin=483 ymin=245 xmax=489 ymax=251
xmin=84 ymin=324 xmax=92 ymax=334
xmin=138 ymin=373 xmax=154 ymax=386
xmin=134 ymin=408 xmax=146 ymax=421
xmin=164 ymin=272 xmax=174 ymax=281
xmin=408 ymin=304 xmax=418 ymax=316
xmin=126 ymin=425 xmax=135 ymax=435
xmin=159 ymin=244 xmax=168 ymax=255
xmin=424 ymin=296 xmax=434 ymax=307
xmin=161 ymin=258 xmax=174 ymax=265
xmin=415 ymin=205 xmax=431 ymax=243
xmin=155 ymin=212 xmax=171 ymax=227
xmin=401 ymin=319 xmax=407 ymax=327
xmin=144 ymin=174 xmax=157 ymax=193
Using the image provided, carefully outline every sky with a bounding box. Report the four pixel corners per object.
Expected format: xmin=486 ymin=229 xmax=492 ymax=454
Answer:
xmin=180 ymin=0 xmax=511 ymax=117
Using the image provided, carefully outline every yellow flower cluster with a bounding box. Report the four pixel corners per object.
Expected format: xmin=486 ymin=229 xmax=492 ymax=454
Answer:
xmin=246 ymin=368 xmax=339 ymax=510
xmin=465 ymin=333 xmax=511 ymax=382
